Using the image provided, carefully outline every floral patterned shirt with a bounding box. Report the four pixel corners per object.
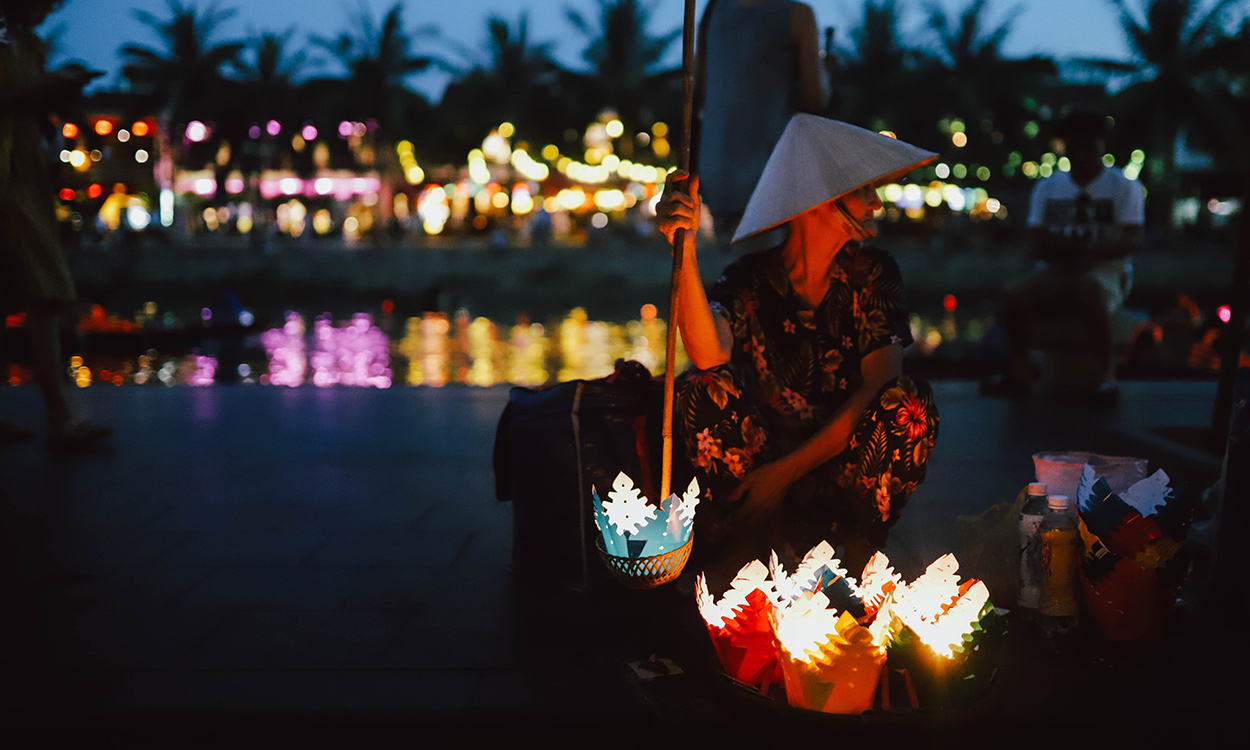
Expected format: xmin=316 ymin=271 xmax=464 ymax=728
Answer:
xmin=708 ymin=242 xmax=914 ymax=439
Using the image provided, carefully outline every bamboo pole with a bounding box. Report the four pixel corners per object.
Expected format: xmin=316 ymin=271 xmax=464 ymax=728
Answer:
xmin=661 ymin=0 xmax=698 ymax=502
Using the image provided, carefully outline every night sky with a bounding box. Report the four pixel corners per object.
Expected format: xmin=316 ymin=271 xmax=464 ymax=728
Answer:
xmin=48 ymin=0 xmax=1150 ymax=100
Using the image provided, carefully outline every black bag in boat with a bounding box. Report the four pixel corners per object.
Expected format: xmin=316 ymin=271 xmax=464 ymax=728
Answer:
xmin=493 ymin=359 xmax=690 ymax=591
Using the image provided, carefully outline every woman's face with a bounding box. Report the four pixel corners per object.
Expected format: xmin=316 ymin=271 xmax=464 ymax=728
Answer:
xmin=833 ymin=184 xmax=884 ymax=239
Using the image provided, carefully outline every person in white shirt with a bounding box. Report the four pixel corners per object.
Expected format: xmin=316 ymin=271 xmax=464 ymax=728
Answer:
xmin=986 ymin=111 xmax=1144 ymax=402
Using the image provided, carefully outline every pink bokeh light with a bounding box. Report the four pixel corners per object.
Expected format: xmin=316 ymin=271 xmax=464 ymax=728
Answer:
xmin=310 ymin=314 xmax=392 ymax=388
xmin=188 ymin=354 xmax=217 ymax=386
xmin=260 ymin=312 xmax=307 ymax=387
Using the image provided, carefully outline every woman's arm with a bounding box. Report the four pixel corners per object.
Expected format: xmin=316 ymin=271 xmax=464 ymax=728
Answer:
xmin=730 ymin=344 xmax=904 ymax=520
xmin=657 ymin=170 xmax=734 ymax=369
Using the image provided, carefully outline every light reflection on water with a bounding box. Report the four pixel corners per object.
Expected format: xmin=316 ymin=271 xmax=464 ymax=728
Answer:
xmin=16 ymin=308 xmax=980 ymax=388
xmin=26 ymin=307 xmax=684 ymax=388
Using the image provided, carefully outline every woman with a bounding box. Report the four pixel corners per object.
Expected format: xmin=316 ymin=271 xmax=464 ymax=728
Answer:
xmin=658 ymin=114 xmax=938 ymax=577
xmin=1 ymin=0 xmax=109 ymax=449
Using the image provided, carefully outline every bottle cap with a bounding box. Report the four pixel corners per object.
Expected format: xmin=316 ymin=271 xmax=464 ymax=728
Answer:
xmin=1048 ymin=494 xmax=1070 ymax=511
xmin=1028 ymin=482 xmax=1047 ymax=496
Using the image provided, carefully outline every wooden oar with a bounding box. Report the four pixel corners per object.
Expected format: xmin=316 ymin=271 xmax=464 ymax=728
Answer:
xmin=661 ymin=0 xmax=698 ymax=502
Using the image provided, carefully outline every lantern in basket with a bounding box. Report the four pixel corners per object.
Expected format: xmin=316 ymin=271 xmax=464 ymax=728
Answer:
xmin=593 ymin=472 xmax=698 ymax=589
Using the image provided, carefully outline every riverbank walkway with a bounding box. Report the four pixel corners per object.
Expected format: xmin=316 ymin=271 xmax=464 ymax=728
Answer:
xmin=0 ymin=381 xmax=1239 ymax=744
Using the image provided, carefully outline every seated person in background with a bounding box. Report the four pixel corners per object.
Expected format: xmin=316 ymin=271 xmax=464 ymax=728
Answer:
xmin=658 ymin=114 xmax=939 ymax=581
xmin=986 ymin=111 xmax=1144 ymax=401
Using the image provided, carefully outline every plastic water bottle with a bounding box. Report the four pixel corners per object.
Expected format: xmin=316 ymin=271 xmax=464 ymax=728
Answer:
xmin=1017 ymin=482 xmax=1048 ymax=611
xmin=1039 ymin=494 xmax=1081 ymax=635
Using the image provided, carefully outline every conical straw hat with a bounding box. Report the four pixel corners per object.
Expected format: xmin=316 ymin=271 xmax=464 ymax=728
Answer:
xmin=732 ymin=114 xmax=938 ymax=242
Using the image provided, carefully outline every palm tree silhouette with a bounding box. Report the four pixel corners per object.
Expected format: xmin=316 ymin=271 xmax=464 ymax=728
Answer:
xmin=309 ymin=1 xmax=440 ymax=233
xmin=120 ymin=0 xmax=244 ymax=234
xmin=233 ymin=28 xmax=307 ymax=119
xmin=229 ymin=28 xmax=310 ymax=243
xmin=440 ymin=12 xmax=563 ymax=152
xmin=120 ymin=0 xmax=243 ymax=121
xmin=1080 ymin=0 xmax=1248 ymax=219
xmin=563 ymin=0 xmax=682 ymax=140
xmin=309 ymin=1 xmax=436 ymax=132
xmin=920 ymin=0 xmax=1056 ymax=153
xmin=833 ymin=0 xmax=924 ymax=131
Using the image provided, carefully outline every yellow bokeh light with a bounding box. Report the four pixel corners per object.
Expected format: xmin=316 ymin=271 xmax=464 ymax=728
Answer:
xmin=499 ymin=122 xmax=515 ymax=138
xmin=952 ymin=132 xmax=968 ymax=148
xmin=542 ymin=144 xmax=559 ymax=161
xmin=594 ymin=189 xmax=625 ymax=211
xmin=469 ymin=156 xmax=491 ymax=184
xmin=652 ymin=122 xmax=669 ymax=137
xmin=313 ymin=209 xmax=333 ymax=234
xmin=511 ymin=185 xmax=534 ymax=215
xmin=558 ymin=188 xmax=586 ymax=210
xmin=605 ymin=119 xmax=624 ymax=138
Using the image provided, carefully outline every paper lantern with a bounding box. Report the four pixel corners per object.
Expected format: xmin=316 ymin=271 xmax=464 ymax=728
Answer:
xmin=696 ymin=543 xmax=1006 ymax=711
xmin=879 ymin=554 xmax=1006 ymax=707
xmin=770 ymin=592 xmax=886 ymax=714
xmin=695 ymin=561 xmax=783 ymax=690
xmin=593 ymin=472 xmax=697 ymax=588
xmin=696 ymin=541 xmax=872 ymax=702
xmin=1076 ymin=466 xmax=1188 ymax=640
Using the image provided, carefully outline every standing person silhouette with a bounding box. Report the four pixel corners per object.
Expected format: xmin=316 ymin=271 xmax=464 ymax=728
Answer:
xmin=0 ymin=0 xmax=110 ymax=450
xmin=694 ymin=0 xmax=826 ymax=251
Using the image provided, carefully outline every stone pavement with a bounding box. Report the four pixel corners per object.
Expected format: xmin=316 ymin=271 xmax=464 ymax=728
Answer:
xmin=0 ymin=381 xmax=1237 ymax=743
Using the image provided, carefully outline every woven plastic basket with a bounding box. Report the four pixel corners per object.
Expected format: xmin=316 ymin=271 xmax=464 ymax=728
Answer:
xmin=595 ymin=537 xmax=693 ymax=590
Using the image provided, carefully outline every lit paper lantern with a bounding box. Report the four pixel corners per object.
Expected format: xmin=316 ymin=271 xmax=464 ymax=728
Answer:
xmin=879 ymin=554 xmax=1007 ymax=707
xmin=770 ymin=592 xmax=886 ymax=714
xmin=592 ymin=472 xmax=696 ymax=589
xmin=697 ymin=541 xmax=872 ymax=701
xmin=695 ymin=561 xmax=782 ymax=691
